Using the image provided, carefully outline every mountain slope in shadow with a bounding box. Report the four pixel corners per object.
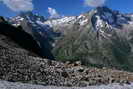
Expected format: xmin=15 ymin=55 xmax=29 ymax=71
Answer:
xmin=0 ymin=17 xmax=54 ymax=59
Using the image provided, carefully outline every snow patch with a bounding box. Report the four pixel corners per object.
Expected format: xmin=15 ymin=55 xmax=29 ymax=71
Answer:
xmin=44 ymin=16 xmax=76 ymax=27
xmin=10 ymin=16 xmax=24 ymax=26
xmin=95 ymin=15 xmax=104 ymax=30
xmin=79 ymin=19 xmax=88 ymax=25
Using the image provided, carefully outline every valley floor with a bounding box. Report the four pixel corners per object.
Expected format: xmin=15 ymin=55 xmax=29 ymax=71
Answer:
xmin=0 ymin=80 xmax=133 ymax=89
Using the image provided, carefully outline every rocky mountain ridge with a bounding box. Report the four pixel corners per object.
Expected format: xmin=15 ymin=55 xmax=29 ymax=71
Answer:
xmin=5 ymin=6 xmax=133 ymax=71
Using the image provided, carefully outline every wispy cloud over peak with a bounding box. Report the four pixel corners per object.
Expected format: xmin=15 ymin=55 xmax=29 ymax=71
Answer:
xmin=48 ymin=7 xmax=60 ymax=18
xmin=84 ymin=0 xmax=106 ymax=7
xmin=1 ymin=0 xmax=34 ymax=12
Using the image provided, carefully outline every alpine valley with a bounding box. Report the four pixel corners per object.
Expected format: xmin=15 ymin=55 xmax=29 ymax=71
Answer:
xmin=0 ymin=6 xmax=133 ymax=87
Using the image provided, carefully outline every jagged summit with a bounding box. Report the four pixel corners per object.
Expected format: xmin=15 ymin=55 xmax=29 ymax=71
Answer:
xmin=9 ymin=6 xmax=133 ymax=32
xmin=19 ymin=12 xmax=45 ymax=22
xmin=91 ymin=6 xmax=132 ymax=31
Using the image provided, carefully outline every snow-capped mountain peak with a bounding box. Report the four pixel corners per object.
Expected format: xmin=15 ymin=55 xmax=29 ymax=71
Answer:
xmin=91 ymin=6 xmax=133 ymax=32
xmin=9 ymin=7 xmax=133 ymax=39
xmin=44 ymin=13 xmax=89 ymax=27
xmin=9 ymin=12 xmax=45 ymax=27
xmin=44 ymin=16 xmax=77 ymax=27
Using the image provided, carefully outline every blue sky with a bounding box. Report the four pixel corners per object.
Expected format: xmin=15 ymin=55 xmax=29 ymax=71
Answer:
xmin=0 ymin=0 xmax=133 ymax=18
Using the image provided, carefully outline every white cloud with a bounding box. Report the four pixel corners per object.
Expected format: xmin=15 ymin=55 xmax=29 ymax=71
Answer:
xmin=48 ymin=7 xmax=60 ymax=18
xmin=84 ymin=0 xmax=106 ymax=7
xmin=1 ymin=0 xmax=34 ymax=12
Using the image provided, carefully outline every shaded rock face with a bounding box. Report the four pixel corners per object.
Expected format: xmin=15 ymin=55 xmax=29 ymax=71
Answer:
xmin=0 ymin=21 xmax=54 ymax=59
xmin=9 ymin=12 xmax=56 ymax=60
xmin=0 ymin=17 xmax=5 ymax=22
xmin=20 ymin=16 xmax=55 ymax=60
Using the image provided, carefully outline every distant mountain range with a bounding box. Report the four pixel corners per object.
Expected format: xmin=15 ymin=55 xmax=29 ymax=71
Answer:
xmin=1 ymin=6 xmax=133 ymax=71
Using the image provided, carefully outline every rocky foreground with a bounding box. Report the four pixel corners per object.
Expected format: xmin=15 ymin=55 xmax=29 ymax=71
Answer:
xmin=0 ymin=30 xmax=133 ymax=87
xmin=1 ymin=47 xmax=133 ymax=87
xmin=0 ymin=32 xmax=133 ymax=87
